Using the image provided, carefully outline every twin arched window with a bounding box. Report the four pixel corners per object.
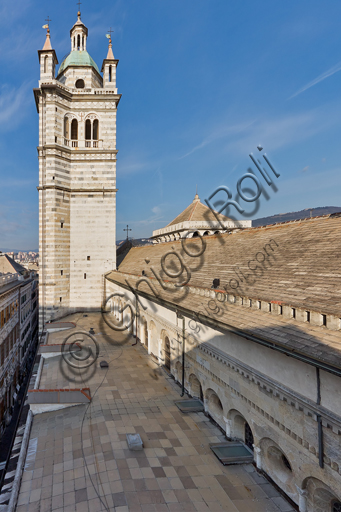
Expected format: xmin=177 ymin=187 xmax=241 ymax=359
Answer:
xmin=85 ymin=118 xmax=99 ymax=147
xmin=64 ymin=116 xmax=99 ymax=147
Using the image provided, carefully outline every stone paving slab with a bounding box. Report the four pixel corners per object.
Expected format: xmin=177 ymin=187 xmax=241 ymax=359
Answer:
xmin=15 ymin=313 xmax=295 ymax=512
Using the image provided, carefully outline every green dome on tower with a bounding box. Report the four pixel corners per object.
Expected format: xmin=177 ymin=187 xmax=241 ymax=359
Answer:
xmin=57 ymin=50 xmax=100 ymax=76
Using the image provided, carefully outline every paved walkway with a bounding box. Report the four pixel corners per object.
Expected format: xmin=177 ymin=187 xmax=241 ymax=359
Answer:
xmin=16 ymin=313 xmax=295 ymax=512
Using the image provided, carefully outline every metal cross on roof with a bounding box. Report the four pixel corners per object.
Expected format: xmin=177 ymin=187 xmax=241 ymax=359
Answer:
xmin=77 ymin=0 xmax=81 ymax=11
xmin=108 ymin=27 xmax=114 ymax=38
xmin=123 ymin=225 xmax=132 ymax=240
xmin=45 ymin=16 xmax=51 ymax=25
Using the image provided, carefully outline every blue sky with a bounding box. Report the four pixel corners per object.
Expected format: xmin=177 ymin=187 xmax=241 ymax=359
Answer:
xmin=1 ymin=0 xmax=341 ymax=250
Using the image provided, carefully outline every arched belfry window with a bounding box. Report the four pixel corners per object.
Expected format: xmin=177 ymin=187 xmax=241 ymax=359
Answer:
xmin=85 ymin=119 xmax=91 ymax=144
xmin=44 ymin=55 xmax=48 ymax=73
xmin=71 ymin=119 xmax=78 ymax=147
xmin=109 ymin=65 xmax=112 ymax=82
xmin=77 ymin=34 xmax=80 ymax=50
xmin=82 ymin=35 xmax=84 ymax=50
xmin=93 ymin=120 xmax=98 ymax=140
xmin=73 ymin=36 xmax=75 ymax=50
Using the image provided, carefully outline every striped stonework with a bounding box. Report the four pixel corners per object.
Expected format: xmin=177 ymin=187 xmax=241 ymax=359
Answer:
xmin=35 ymin=14 xmax=121 ymax=329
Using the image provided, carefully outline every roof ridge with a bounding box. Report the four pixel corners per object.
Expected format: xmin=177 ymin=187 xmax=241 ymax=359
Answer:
xmin=188 ymin=200 xmax=199 ymax=221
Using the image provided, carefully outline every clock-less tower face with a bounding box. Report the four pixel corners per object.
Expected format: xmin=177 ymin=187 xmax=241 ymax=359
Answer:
xmin=34 ymin=11 xmax=121 ymax=329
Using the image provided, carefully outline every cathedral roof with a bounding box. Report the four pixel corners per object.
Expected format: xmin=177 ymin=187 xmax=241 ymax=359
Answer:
xmin=57 ymin=50 xmax=99 ymax=76
xmin=114 ymin=213 xmax=341 ymax=318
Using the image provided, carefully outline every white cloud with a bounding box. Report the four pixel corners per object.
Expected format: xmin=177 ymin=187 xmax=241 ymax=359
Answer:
xmin=178 ymin=120 xmax=254 ymax=160
xmin=0 ymin=83 xmax=31 ymax=131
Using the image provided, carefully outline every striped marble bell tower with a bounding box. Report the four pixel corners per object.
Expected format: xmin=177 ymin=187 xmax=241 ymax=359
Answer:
xmin=34 ymin=11 xmax=121 ymax=330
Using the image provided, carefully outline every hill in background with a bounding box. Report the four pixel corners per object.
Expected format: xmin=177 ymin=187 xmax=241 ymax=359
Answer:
xmin=253 ymin=206 xmax=341 ymax=227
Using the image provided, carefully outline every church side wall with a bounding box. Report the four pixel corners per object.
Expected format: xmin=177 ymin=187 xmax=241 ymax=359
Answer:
xmin=105 ymin=280 xmax=341 ymax=509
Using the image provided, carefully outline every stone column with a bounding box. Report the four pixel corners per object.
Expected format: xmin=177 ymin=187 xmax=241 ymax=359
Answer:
xmin=223 ymin=416 xmax=233 ymax=438
xmin=296 ymin=487 xmax=308 ymax=512
xmin=253 ymin=446 xmax=262 ymax=471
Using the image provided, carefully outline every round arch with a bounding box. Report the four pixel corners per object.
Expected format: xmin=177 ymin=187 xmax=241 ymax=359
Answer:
xmin=189 ymin=373 xmax=203 ymax=401
xmin=302 ymin=477 xmax=341 ymax=512
xmin=259 ymin=437 xmax=296 ymax=501
xmin=226 ymin=409 xmax=254 ymax=449
xmin=205 ymin=388 xmax=224 ymax=428
xmin=140 ymin=317 xmax=148 ymax=348
xmin=160 ymin=330 xmax=171 ymax=371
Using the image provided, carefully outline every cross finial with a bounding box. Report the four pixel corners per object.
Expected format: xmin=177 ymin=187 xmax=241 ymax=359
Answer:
xmin=77 ymin=0 xmax=81 ymax=17
xmin=108 ymin=27 xmax=114 ymax=38
xmin=123 ymin=225 xmax=132 ymax=241
xmin=45 ymin=16 xmax=51 ymax=25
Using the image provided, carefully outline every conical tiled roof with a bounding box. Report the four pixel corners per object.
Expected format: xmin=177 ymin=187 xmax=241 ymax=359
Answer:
xmin=166 ymin=194 xmax=232 ymax=227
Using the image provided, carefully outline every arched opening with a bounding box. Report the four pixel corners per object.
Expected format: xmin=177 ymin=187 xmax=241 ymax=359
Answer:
xmin=140 ymin=319 xmax=148 ymax=348
xmin=244 ymin=421 xmax=254 ymax=450
xmin=189 ymin=374 xmax=203 ymax=401
xmin=109 ymin=65 xmax=112 ymax=82
xmin=77 ymin=34 xmax=80 ymax=50
xmin=82 ymin=35 xmax=84 ymax=50
xmin=93 ymin=119 xmax=99 ymax=140
xmin=214 ymin=230 xmax=220 ymax=235
xmin=163 ymin=336 xmax=171 ymax=370
xmin=64 ymin=117 xmax=69 ymax=139
xmin=75 ymin=79 xmax=85 ymax=89
xmin=44 ymin=55 xmax=48 ymax=73
xmin=203 ymin=231 xmax=209 ymax=236
xmin=149 ymin=321 xmax=157 ymax=355
xmin=205 ymin=389 xmax=224 ymax=427
xmin=85 ymin=119 xmax=91 ymax=140
xmin=303 ymin=477 xmax=341 ymax=512
xmin=71 ymin=119 xmax=78 ymax=143
xmin=192 ymin=231 xmax=199 ymax=238
xmin=260 ymin=438 xmax=296 ymax=500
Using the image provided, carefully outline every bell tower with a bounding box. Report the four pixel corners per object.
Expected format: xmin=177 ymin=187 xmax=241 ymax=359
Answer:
xmin=34 ymin=13 xmax=121 ymax=329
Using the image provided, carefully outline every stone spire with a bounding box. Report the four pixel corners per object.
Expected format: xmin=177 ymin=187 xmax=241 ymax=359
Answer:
xmin=42 ymin=27 xmax=52 ymax=51
xmin=106 ymin=37 xmax=115 ymax=60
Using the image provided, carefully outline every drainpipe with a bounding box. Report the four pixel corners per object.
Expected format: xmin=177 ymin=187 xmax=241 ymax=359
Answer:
xmin=316 ymin=367 xmax=324 ymax=468
xmin=317 ymin=414 xmax=324 ymax=468
xmin=176 ymin=311 xmax=186 ymax=397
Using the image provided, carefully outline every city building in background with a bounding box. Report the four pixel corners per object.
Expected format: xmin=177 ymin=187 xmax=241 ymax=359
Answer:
xmin=0 ymin=254 xmax=38 ymax=435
